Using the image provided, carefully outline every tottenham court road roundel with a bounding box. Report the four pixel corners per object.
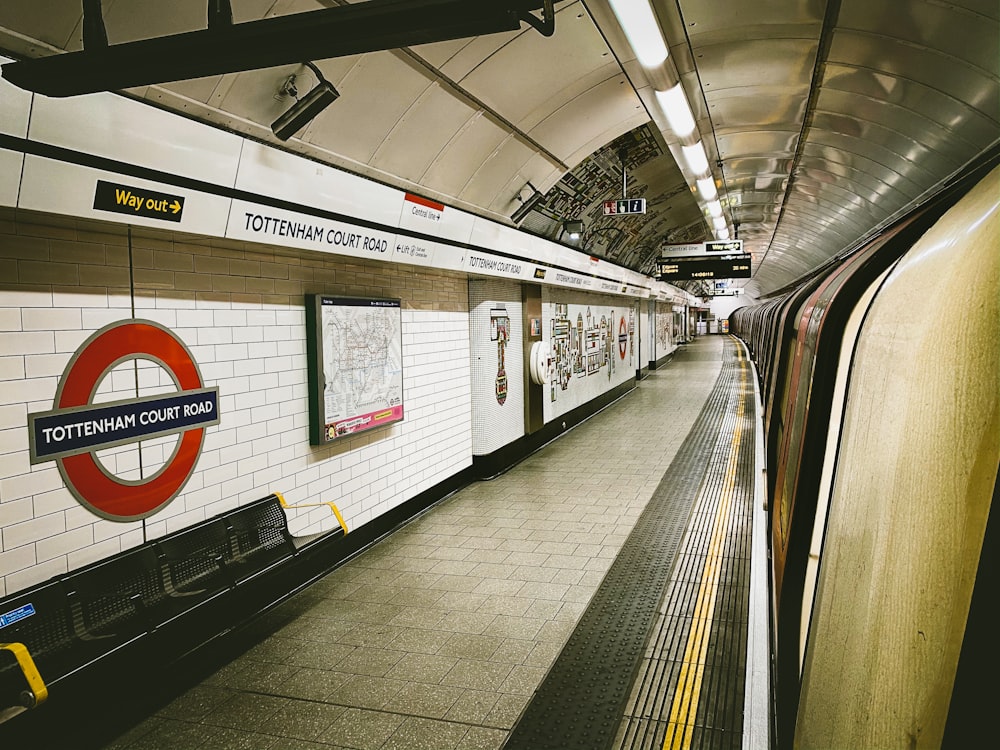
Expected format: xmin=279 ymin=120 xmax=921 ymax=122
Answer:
xmin=27 ymin=320 xmax=219 ymax=521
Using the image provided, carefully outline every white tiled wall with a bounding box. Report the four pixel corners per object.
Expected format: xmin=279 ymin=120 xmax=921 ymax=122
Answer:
xmin=0 ymin=208 xmax=472 ymax=598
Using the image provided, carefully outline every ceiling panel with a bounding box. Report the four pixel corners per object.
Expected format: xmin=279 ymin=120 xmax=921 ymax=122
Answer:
xmin=419 ymin=113 xmax=510 ymax=198
xmin=300 ymin=52 xmax=435 ymax=165
xmin=529 ymin=75 xmax=645 ymax=164
xmin=371 ymin=82 xmax=480 ymax=183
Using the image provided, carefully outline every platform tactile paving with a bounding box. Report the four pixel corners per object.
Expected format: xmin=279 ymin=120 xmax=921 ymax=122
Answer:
xmin=502 ymin=340 xmax=756 ymax=750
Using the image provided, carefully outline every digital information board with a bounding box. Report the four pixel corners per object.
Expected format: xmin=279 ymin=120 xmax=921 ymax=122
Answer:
xmin=305 ymin=295 xmax=404 ymax=444
xmin=657 ymin=253 xmax=751 ymax=281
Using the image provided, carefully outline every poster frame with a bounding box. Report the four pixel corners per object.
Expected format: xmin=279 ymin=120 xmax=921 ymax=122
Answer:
xmin=305 ymin=294 xmax=404 ymax=445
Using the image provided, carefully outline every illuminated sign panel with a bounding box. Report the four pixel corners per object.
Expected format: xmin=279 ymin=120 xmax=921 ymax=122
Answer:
xmin=657 ymin=253 xmax=751 ymax=281
xmin=602 ymin=198 xmax=646 ymax=215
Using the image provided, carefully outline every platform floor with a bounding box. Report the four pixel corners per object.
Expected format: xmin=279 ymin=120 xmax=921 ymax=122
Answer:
xmin=94 ymin=335 xmax=762 ymax=750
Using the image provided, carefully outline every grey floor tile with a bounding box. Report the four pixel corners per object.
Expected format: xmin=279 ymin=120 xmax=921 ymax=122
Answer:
xmin=536 ymin=619 xmax=576 ymax=642
xmin=200 ymin=726 xmax=278 ymax=750
xmin=266 ymin=700 xmax=347 ymax=741
xmin=524 ymin=640 xmax=564 ymax=668
xmin=468 ymin=562 xmax=521 ymax=579
xmin=498 ymin=664 xmax=548 ymax=695
xmin=267 ymin=666 xmax=354 ymax=701
xmin=224 ymin=661 xmax=302 ymax=695
xmin=483 ymin=693 xmax=530 ymax=729
xmin=428 ymin=559 xmax=480 ymax=576
xmin=155 ymin=684 xmax=235 ymax=720
xmin=443 ymin=689 xmax=502 ymax=724
xmin=475 ymin=595 xmax=532 ymax=616
xmin=391 ymin=557 xmax=441 ymax=573
xmin=489 ymin=638 xmax=534 ymax=665
xmin=386 ymin=626 xmax=452 ymax=655
xmin=425 ymin=545 xmax=473 ymax=561
xmin=387 ymin=606 xmax=447 ymax=629
xmin=456 ymin=726 xmax=508 ymax=750
xmin=433 ymin=591 xmax=491 ymax=612
xmin=267 ymin=741 xmax=348 ymax=750
xmin=511 ymin=565 xmax=558 ymax=583
xmin=388 ymin=587 xmax=447 ymax=608
xmin=463 ymin=548 xmax=511 ymax=564
xmin=441 ymin=659 xmax=514 ymax=691
xmin=326 ymin=674 xmax=408 ymax=710
xmin=481 ymin=615 xmax=545 ymax=640
xmin=343 ymin=583 xmax=406 ymax=604
xmin=384 ymin=651 xmax=459 ymax=683
xmin=382 ymin=682 xmax=465 ymax=719
xmin=381 ymin=716 xmax=471 ymax=750
xmin=470 ymin=579 xmax=524 ymax=597
xmin=201 ymin=691 xmax=288 ymax=731
xmin=125 ymin=719 xmax=211 ymax=750
xmin=283 ymin=639 xmax=357 ymax=669
xmin=319 ymin=707 xmax=405 ymax=749
xmin=438 ymin=632 xmax=504 ymax=660
xmin=521 ymin=598 xmax=563 ymax=620
xmin=335 ymin=647 xmax=406 ymax=677
xmin=436 ymin=610 xmax=499 ymax=634
xmin=514 ymin=581 xmax=570 ymax=601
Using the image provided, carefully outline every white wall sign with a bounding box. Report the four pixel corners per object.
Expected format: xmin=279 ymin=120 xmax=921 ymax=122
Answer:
xmin=227 ymin=199 xmax=396 ymax=260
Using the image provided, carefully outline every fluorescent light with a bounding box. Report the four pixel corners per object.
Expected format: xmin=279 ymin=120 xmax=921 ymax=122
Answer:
xmin=682 ymin=142 xmax=709 ymax=175
xmin=707 ymin=200 xmax=723 ymax=217
xmin=697 ymin=177 xmax=717 ymax=201
xmin=608 ymin=0 xmax=669 ymax=68
xmin=717 ymin=227 xmax=731 ymax=239
xmin=654 ymin=84 xmax=696 ymax=138
xmin=563 ymin=219 xmax=584 ymax=241
xmin=712 ymin=216 xmax=727 ymax=230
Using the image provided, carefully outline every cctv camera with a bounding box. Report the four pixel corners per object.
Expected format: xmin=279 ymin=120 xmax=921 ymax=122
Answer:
xmin=271 ymin=80 xmax=340 ymax=141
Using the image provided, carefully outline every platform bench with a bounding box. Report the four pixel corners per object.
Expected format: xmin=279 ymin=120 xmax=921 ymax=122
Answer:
xmin=0 ymin=493 xmax=345 ymax=720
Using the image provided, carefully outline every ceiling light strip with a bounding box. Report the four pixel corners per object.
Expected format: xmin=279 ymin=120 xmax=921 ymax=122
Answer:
xmin=607 ymin=0 xmax=669 ymax=68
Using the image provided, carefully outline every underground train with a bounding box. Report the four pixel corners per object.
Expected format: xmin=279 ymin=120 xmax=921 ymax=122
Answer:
xmin=730 ymin=150 xmax=999 ymax=749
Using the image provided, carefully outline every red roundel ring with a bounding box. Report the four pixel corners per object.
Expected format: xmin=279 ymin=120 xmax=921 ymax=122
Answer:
xmin=55 ymin=320 xmax=207 ymax=521
xmin=618 ymin=317 xmax=627 ymax=359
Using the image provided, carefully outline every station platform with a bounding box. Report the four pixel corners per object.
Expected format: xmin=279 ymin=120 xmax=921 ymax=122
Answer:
xmin=62 ymin=335 xmax=769 ymax=750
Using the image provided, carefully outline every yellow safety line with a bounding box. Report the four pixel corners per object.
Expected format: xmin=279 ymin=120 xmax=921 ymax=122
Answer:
xmin=663 ymin=349 xmax=747 ymax=749
xmin=0 ymin=642 xmax=48 ymax=707
xmin=275 ymin=492 xmax=349 ymax=534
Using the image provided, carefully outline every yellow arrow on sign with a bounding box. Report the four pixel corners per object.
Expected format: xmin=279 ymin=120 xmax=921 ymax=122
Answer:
xmin=170 ymin=200 xmax=182 ymax=214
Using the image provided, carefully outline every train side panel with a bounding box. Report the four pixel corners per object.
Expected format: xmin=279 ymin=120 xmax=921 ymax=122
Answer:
xmin=795 ymin=165 xmax=999 ymax=749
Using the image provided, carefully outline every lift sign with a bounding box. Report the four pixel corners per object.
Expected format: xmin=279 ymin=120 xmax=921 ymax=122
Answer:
xmin=27 ymin=320 xmax=218 ymax=521
xmin=603 ymin=198 xmax=646 ymax=215
xmin=93 ymin=179 xmax=185 ymax=222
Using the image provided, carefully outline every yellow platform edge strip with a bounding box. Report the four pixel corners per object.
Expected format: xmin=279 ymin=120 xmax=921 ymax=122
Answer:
xmin=663 ymin=348 xmax=748 ymax=750
xmin=0 ymin=642 xmax=48 ymax=708
xmin=275 ymin=492 xmax=349 ymax=534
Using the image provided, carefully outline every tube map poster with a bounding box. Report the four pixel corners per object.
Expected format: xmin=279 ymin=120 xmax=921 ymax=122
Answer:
xmin=306 ymin=296 xmax=404 ymax=444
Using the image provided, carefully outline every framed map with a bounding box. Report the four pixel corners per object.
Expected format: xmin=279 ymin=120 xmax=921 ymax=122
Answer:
xmin=305 ymin=295 xmax=404 ymax=445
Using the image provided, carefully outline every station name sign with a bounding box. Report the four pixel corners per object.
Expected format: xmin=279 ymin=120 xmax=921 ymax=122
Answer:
xmin=657 ymin=253 xmax=752 ymax=281
xmin=30 ymin=389 xmax=219 ymax=463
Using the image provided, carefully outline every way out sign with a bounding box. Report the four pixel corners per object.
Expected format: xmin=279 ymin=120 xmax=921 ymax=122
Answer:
xmin=27 ymin=320 xmax=218 ymax=521
xmin=93 ymin=180 xmax=185 ymax=222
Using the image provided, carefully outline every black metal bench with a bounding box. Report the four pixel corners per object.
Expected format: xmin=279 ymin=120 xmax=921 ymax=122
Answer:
xmin=0 ymin=492 xmax=346 ymax=722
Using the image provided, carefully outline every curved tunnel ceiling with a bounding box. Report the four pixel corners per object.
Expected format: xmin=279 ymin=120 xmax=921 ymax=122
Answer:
xmin=0 ymin=0 xmax=997 ymax=298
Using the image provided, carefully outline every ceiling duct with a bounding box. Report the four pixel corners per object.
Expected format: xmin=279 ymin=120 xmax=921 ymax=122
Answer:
xmin=2 ymin=0 xmax=557 ymax=97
